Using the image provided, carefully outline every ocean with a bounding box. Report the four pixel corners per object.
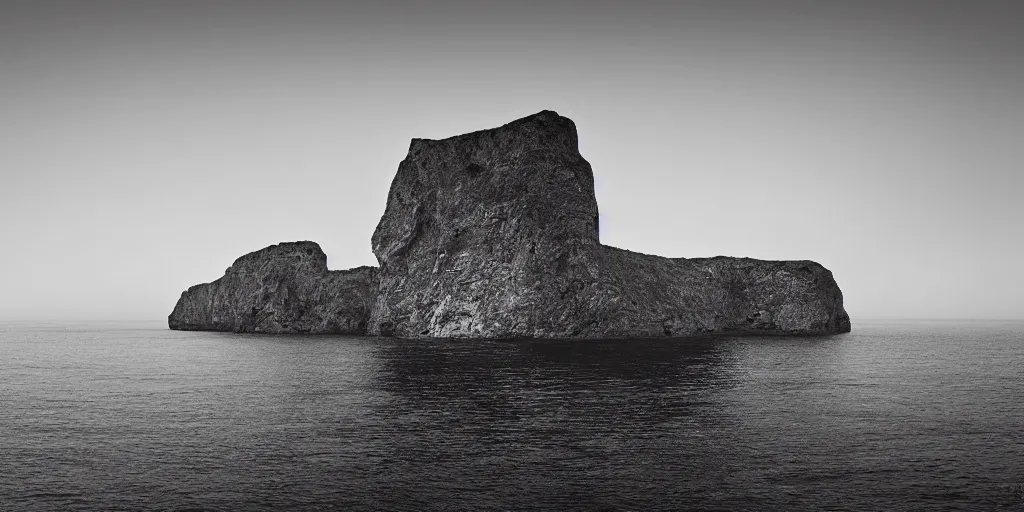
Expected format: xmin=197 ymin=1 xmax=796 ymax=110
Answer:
xmin=1 ymin=320 xmax=1022 ymax=511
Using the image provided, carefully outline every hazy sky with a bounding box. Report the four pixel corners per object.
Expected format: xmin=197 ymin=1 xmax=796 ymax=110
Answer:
xmin=2 ymin=0 xmax=1021 ymax=322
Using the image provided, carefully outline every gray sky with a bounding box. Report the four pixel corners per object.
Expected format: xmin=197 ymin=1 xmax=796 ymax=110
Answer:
xmin=2 ymin=0 xmax=1021 ymax=322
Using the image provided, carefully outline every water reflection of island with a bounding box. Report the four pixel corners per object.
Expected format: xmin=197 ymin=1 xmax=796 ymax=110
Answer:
xmin=363 ymin=338 xmax=744 ymax=510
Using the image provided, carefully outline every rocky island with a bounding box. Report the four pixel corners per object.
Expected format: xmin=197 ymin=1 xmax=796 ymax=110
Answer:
xmin=169 ymin=110 xmax=851 ymax=338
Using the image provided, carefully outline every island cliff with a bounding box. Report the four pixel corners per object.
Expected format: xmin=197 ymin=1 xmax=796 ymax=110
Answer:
xmin=169 ymin=110 xmax=850 ymax=338
xmin=168 ymin=242 xmax=376 ymax=334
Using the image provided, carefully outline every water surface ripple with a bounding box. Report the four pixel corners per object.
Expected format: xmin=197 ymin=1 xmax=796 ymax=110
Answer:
xmin=1 ymin=320 xmax=1022 ymax=511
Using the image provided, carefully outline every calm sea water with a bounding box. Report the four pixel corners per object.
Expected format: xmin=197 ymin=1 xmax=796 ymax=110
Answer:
xmin=1 ymin=320 xmax=1022 ymax=511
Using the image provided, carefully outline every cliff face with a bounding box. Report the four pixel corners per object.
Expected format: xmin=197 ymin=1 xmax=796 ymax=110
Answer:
xmin=366 ymin=110 xmax=849 ymax=338
xmin=368 ymin=111 xmax=603 ymax=337
xmin=595 ymin=247 xmax=850 ymax=337
xmin=168 ymin=242 xmax=376 ymax=334
xmin=169 ymin=110 xmax=850 ymax=338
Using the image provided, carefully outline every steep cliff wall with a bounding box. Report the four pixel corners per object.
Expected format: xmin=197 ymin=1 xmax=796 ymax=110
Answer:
xmin=368 ymin=111 xmax=603 ymax=337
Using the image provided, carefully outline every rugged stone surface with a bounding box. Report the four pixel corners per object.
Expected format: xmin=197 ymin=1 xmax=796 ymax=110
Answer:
xmin=594 ymin=247 xmax=850 ymax=337
xmin=168 ymin=242 xmax=376 ymax=334
xmin=368 ymin=110 xmax=602 ymax=337
xmin=170 ymin=110 xmax=850 ymax=338
xmin=367 ymin=110 xmax=849 ymax=338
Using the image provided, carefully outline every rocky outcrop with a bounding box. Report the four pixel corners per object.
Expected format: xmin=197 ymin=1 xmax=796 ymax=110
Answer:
xmin=595 ymin=247 xmax=850 ymax=337
xmin=368 ymin=111 xmax=603 ymax=337
xmin=367 ymin=110 xmax=849 ymax=338
xmin=168 ymin=242 xmax=376 ymax=334
xmin=169 ymin=110 xmax=850 ymax=338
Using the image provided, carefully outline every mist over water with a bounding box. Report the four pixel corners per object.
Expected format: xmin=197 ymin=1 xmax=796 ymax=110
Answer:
xmin=2 ymin=0 xmax=1023 ymax=322
xmin=2 ymin=320 xmax=1022 ymax=510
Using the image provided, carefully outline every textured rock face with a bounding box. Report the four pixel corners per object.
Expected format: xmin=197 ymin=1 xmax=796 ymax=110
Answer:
xmin=368 ymin=111 xmax=602 ymax=337
xmin=595 ymin=247 xmax=850 ymax=337
xmin=168 ymin=242 xmax=376 ymax=334
xmin=366 ymin=110 xmax=849 ymax=338
xmin=170 ymin=110 xmax=850 ymax=338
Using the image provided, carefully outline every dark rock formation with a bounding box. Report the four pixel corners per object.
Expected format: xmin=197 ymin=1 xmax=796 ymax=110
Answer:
xmin=168 ymin=242 xmax=376 ymax=334
xmin=169 ymin=110 xmax=850 ymax=338
xmin=595 ymin=247 xmax=850 ymax=337
xmin=367 ymin=110 xmax=849 ymax=338
xmin=368 ymin=111 xmax=603 ymax=337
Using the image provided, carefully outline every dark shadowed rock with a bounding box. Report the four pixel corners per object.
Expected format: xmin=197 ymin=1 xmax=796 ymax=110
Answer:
xmin=594 ymin=247 xmax=850 ymax=337
xmin=168 ymin=242 xmax=376 ymax=334
xmin=367 ymin=110 xmax=849 ymax=338
xmin=368 ymin=110 xmax=602 ymax=337
xmin=170 ymin=110 xmax=850 ymax=338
